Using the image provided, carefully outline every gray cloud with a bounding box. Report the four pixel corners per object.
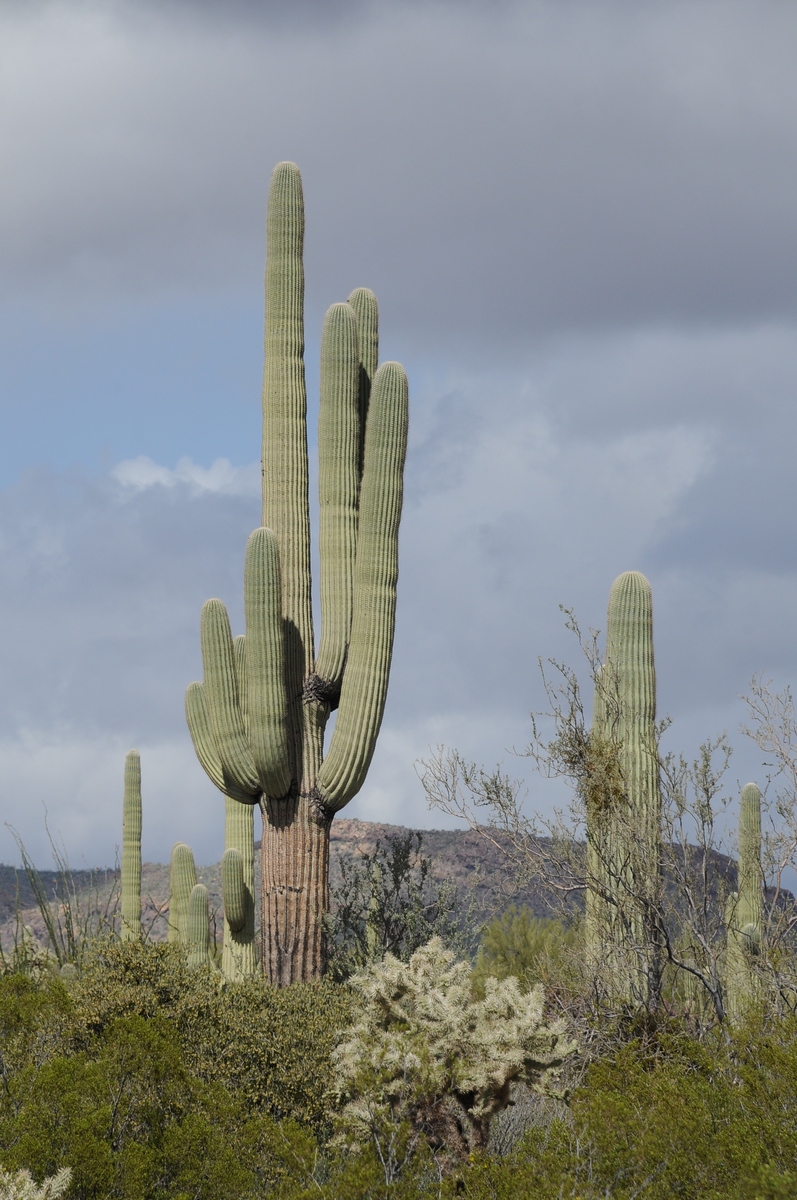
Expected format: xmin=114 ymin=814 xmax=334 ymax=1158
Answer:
xmin=1 ymin=1 xmax=795 ymax=345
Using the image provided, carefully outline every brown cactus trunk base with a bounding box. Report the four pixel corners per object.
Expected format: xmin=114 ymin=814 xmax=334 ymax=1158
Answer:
xmin=260 ymin=796 xmax=330 ymax=985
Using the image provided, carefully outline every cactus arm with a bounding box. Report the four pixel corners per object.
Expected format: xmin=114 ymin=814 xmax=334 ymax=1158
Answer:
xmin=185 ymin=681 xmax=255 ymax=806
xmin=221 ymin=797 xmax=257 ymax=979
xmin=222 ymin=848 xmax=246 ymax=932
xmin=244 ymin=528 xmax=291 ymax=798
xmin=347 ymin=288 xmax=378 ymax=449
xmin=262 ymin=162 xmax=314 ymax=782
xmin=200 ymin=599 xmax=260 ymax=796
xmin=234 ymin=636 xmax=249 ymax=736
xmin=120 ymin=750 xmax=142 ymax=941
xmin=315 ymin=302 xmax=362 ymax=698
xmin=168 ymin=842 xmax=197 ymax=944
xmin=317 ymin=361 xmax=409 ymax=811
xmin=187 ymin=883 xmax=214 ymax=969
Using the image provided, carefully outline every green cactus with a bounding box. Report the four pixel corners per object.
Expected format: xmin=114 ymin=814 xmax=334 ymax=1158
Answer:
xmin=186 ymin=163 xmax=408 ymax=984
xmin=725 ymin=782 xmax=763 ymax=1020
xmin=120 ymin=750 xmax=142 ymax=942
xmin=186 ymin=883 xmax=214 ymax=970
xmin=587 ymin=572 xmax=662 ymax=1005
xmin=221 ymin=795 xmax=256 ymax=980
xmin=167 ymin=842 xmax=197 ymax=944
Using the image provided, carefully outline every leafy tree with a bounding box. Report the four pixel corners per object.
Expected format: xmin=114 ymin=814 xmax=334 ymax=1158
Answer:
xmin=325 ymin=832 xmax=467 ymax=981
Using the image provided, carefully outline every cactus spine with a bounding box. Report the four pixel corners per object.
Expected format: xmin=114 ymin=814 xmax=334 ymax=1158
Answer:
xmin=725 ymin=782 xmax=763 ymax=1019
xmin=186 ymin=883 xmax=214 ymax=970
xmin=120 ymin=751 xmax=142 ymax=941
xmin=587 ymin=572 xmax=662 ymax=1005
xmin=186 ymin=163 xmax=408 ymax=984
xmin=167 ymin=842 xmax=197 ymax=943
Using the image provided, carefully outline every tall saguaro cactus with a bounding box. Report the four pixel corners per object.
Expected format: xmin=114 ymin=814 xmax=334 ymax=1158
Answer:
xmin=587 ymin=572 xmax=662 ymax=1005
xmin=725 ymin=781 xmax=763 ymax=1019
xmin=186 ymin=163 xmax=408 ymax=984
xmin=167 ymin=842 xmax=197 ymax=943
xmin=120 ymin=750 xmax=142 ymax=941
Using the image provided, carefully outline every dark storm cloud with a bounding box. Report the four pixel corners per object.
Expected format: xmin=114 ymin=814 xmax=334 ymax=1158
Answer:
xmin=1 ymin=1 xmax=795 ymax=346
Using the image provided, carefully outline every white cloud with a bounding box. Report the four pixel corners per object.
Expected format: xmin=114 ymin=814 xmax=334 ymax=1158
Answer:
xmin=112 ymin=455 xmax=259 ymax=496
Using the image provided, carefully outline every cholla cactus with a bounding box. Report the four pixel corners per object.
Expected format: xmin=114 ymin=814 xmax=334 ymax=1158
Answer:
xmin=725 ymin=782 xmax=763 ymax=1020
xmin=0 ymin=1167 xmax=71 ymax=1200
xmin=186 ymin=163 xmax=408 ymax=984
xmin=120 ymin=750 xmax=142 ymax=941
xmin=331 ymin=937 xmax=575 ymax=1161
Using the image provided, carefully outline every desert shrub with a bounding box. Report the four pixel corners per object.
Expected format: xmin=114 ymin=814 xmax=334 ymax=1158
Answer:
xmin=65 ymin=940 xmax=354 ymax=1129
xmin=471 ymin=907 xmax=577 ymax=997
xmin=325 ymin=832 xmax=467 ymax=981
xmin=440 ymin=1015 xmax=797 ymax=1199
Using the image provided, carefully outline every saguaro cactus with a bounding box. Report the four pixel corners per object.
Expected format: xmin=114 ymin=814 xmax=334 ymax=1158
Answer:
xmin=186 ymin=883 xmax=214 ymax=970
xmin=725 ymin=781 xmax=763 ymax=1019
xmin=587 ymin=572 xmax=662 ymax=1005
xmin=120 ymin=750 xmax=142 ymax=941
xmin=186 ymin=163 xmax=408 ymax=984
xmin=167 ymin=842 xmax=197 ymax=944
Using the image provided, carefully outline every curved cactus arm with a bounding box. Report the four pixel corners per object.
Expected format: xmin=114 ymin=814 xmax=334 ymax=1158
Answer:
xmin=186 ymin=883 xmax=214 ymax=969
xmin=222 ymin=848 xmax=246 ymax=932
xmin=185 ymin=682 xmax=255 ymax=806
xmin=315 ymin=302 xmax=362 ymax=698
xmin=244 ymin=528 xmax=291 ymax=798
xmin=121 ymin=750 xmax=142 ymax=941
xmin=262 ymin=162 xmax=314 ymax=769
xmin=234 ymin=635 xmax=249 ymax=737
xmin=168 ymin=842 xmax=197 ymax=943
xmin=317 ymin=361 xmax=409 ymax=812
xmin=347 ymin=288 xmax=378 ymax=449
xmin=200 ymin=599 xmax=260 ymax=796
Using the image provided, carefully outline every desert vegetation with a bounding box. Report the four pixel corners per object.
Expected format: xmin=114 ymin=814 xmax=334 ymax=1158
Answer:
xmin=2 ymin=162 xmax=796 ymax=1197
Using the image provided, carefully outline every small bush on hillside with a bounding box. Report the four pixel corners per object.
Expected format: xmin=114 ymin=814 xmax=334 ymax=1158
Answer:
xmin=471 ymin=907 xmax=577 ymax=997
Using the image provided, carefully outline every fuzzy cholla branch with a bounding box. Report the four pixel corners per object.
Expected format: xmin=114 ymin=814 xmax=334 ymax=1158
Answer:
xmin=331 ymin=937 xmax=575 ymax=1167
xmin=0 ymin=1168 xmax=71 ymax=1200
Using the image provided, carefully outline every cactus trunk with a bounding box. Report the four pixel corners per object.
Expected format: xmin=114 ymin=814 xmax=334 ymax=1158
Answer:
xmin=725 ymin=782 xmax=763 ymax=1019
xmin=587 ymin=572 xmax=662 ymax=1007
xmin=186 ymin=163 xmax=408 ymax=984
xmin=120 ymin=751 xmax=142 ymax=941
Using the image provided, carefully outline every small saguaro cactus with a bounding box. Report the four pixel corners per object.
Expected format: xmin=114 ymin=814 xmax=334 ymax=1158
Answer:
xmin=186 ymin=883 xmax=215 ymax=970
xmin=120 ymin=750 xmax=142 ymax=941
xmin=186 ymin=162 xmax=408 ymax=985
xmin=167 ymin=842 xmax=197 ymax=944
xmin=587 ymin=571 xmax=662 ymax=1006
xmin=725 ymin=781 xmax=763 ymax=1020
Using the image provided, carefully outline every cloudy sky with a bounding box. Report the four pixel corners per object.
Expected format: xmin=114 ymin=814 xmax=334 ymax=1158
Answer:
xmin=1 ymin=0 xmax=796 ymax=867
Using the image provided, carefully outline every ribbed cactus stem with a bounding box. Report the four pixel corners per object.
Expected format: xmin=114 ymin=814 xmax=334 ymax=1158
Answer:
xmin=316 ymin=361 xmax=409 ymax=811
xmin=601 ymin=571 xmax=662 ymax=1005
xmin=186 ymin=883 xmax=214 ymax=970
xmin=168 ymin=842 xmax=197 ymax=944
xmin=221 ymin=797 xmax=257 ymax=980
xmin=120 ymin=750 xmax=142 ymax=942
xmin=725 ymin=782 xmax=763 ymax=1020
xmin=737 ymin=782 xmax=763 ymax=936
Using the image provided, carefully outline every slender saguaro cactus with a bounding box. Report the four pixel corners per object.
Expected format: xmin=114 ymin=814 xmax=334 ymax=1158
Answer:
xmin=167 ymin=842 xmax=197 ymax=944
xmin=725 ymin=781 xmax=763 ymax=1019
xmin=587 ymin=572 xmax=662 ymax=1005
xmin=186 ymin=883 xmax=214 ymax=970
xmin=120 ymin=751 xmax=142 ymax=941
xmin=186 ymin=163 xmax=409 ymax=984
